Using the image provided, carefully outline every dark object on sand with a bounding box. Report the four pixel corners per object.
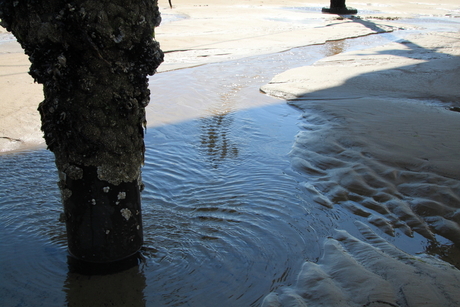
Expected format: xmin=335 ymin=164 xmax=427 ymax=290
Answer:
xmin=0 ymin=0 xmax=163 ymax=263
xmin=322 ymin=0 xmax=358 ymax=14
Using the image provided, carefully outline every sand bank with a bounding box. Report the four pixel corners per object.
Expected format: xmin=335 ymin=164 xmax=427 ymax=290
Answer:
xmin=2 ymin=0 xmax=459 ymax=153
xmin=260 ymin=28 xmax=460 ymax=307
xmin=263 ymin=223 xmax=460 ymax=306
xmin=260 ymin=31 xmax=460 ymax=179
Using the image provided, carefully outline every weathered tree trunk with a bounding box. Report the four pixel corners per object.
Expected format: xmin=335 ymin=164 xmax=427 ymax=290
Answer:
xmin=322 ymin=0 xmax=358 ymax=14
xmin=330 ymin=0 xmax=346 ymax=8
xmin=0 ymin=0 xmax=163 ymax=262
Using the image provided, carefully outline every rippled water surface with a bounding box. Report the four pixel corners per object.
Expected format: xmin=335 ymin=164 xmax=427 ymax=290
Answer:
xmin=0 ymin=104 xmax=327 ymax=306
xmin=1 ymin=102 xmax=328 ymax=306
xmin=1 ymin=29 xmax=459 ymax=306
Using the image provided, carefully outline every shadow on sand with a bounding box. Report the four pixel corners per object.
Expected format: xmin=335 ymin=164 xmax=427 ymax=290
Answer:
xmin=261 ymin=18 xmax=460 ymax=307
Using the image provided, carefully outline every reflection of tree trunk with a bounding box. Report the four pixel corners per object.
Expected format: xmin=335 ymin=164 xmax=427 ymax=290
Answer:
xmin=66 ymin=256 xmax=147 ymax=305
xmin=0 ymin=1 xmax=163 ymax=262
xmin=200 ymin=113 xmax=239 ymax=168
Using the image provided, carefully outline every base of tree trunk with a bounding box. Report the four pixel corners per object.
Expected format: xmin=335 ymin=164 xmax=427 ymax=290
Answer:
xmin=62 ymin=165 xmax=143 ymax=263
xmin=0 ymin=0 xmax=163 ymax=264
xmin=322 ymin=7 xmax=358 ymax=14
xmin=67 ymin=252 xmax=142 ymax=275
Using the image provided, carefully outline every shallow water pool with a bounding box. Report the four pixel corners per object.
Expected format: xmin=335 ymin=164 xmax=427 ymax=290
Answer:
xmin=1 ymin=28 xmax=459 ymax=306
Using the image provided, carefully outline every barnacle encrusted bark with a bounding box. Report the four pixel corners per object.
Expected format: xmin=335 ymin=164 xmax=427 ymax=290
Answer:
xmin=0 ymin=0 xmax=163 ymax=262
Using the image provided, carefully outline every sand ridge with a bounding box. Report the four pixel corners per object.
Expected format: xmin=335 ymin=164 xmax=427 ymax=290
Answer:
xmin=260 ymin=20 xmax=460 ymax=307
xmin=263 ymin=222 xmax=460 ymax=306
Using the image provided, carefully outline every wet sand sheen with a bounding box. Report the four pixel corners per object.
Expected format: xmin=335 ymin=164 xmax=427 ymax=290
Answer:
xmin=261 ymin=31 xmax=460 ymax=306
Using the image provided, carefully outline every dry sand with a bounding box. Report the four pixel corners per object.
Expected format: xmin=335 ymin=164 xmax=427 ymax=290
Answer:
xmin=2 ymin=0 xmax=460 ymax=306
xmin=0 ymin=30 xmax=43 ymax=153
xmin=2 ymin=0 xmax=459 ymax=153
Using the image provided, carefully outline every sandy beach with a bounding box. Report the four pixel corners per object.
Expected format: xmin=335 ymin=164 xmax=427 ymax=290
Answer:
xmin=1 ymin=0 xmax=460 ymax=306
xmin=2 ymin=0 xmax=459 ymax=153
xmin=260 ymin=29 xmax=460 ymax=305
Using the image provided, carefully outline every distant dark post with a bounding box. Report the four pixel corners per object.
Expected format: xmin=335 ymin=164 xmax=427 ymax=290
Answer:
xmin=0 ymin=0 xmax=163 ymax=263
xmin=322 ymin=0 xmax=358 ymax=14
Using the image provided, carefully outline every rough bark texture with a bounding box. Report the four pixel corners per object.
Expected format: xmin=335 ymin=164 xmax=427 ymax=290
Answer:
xmin=0 ymin=0 xmax=163 ymax=262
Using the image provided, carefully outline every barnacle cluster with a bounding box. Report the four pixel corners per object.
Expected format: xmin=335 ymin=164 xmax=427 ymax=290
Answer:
xmin=1 ymin=0 xmax=159 ymax=262
xmin=0 ymin=0 xmax=164 ymax=186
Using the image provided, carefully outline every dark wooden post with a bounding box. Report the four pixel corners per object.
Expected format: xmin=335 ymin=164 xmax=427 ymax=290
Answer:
xmin=0 ymin=0 xmax=163 ymax=263
xmin=322 ymin=0 xmax=358 ymax=14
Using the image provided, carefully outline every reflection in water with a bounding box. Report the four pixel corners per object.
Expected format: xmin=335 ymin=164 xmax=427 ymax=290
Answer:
xmin=139 ymin=105 xmax=320 ymax=306
xmin=425 ymin=241 xmax=460 ymax=269
xmin=200 ymin=112 xmax=239 ymax=167
xmin=65 ymin=258 xmax=147 ymax=307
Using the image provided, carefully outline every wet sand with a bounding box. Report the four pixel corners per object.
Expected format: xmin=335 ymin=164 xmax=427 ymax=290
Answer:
xmin=260 ymin=23 xmax=460 ymax=307
xmin=263 ymin=223 xmax=460 ymax=306
xmin=2 ymin=0 xmax=459 ymax=153
xmin=1 ymin=0 xmax=460 ymax=306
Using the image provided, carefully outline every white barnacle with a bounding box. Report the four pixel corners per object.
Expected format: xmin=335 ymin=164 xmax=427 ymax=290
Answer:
xmin=91 ymin=199 xmax=96 ymax=206
xmin=103 ymin=186 xmax=110 ymax=193
xmin=117 ymin=192 xmax=126 ymax=200
xmin=120 ymin=208 xmax=132 ymax=221
xmin=105 ymin=229 xmax=110 ymax=235
xmin=113 ymin=32 xmax=125 ymax=43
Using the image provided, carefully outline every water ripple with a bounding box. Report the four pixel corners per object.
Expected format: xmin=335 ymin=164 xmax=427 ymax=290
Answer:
xmin=0 ymin=32 xmax=425 ymax=306
xmin=138 ymin=105 xmax=329 ymax=305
